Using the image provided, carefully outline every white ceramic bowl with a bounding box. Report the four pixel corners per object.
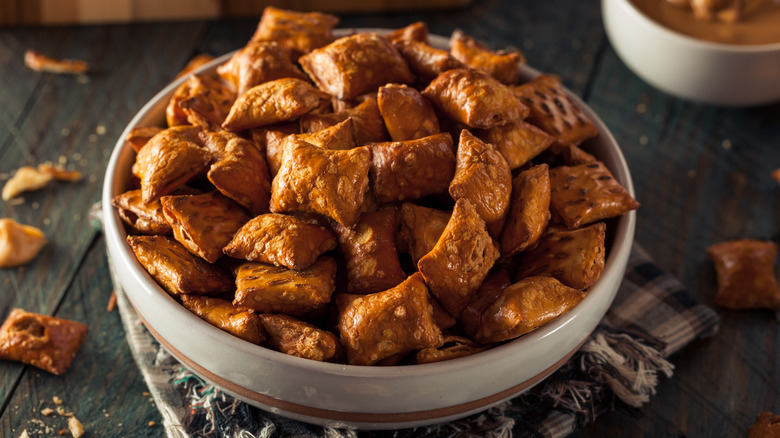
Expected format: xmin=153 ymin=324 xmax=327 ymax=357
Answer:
xmin=102 ymin=30 xmax=636 ymax=430
xmin=602 ymin=0 xmax=780 ymax=106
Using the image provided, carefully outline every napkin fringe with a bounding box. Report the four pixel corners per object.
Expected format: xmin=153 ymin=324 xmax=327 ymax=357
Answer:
xmin=580 ymin=330 xmax=674 ymax=408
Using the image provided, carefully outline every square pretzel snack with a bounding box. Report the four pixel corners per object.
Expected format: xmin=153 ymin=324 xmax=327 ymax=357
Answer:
xmin=233 ymin=257 xmax=337 ymax=315
xmin=335 ymin=272 xmax=443 ymax=365
xmin=398 ymin=202 xmax=451 ymax=265
xmin=422 ymin=68 xmax=529 ymax=129
xmin=259 ymin=314 xmax=342 ymax=362
xmin=391 ymin=38 xmax=464 ymax=83
xmin=249 ymin=6 xmax=339 ymax=58
xmin=377 ymin=83 xmax=440 ymax=142
xmin=369 ymin=132 xmax=455 ymax=203
xmin=270 ymin=138 xmax=371 ymax=228
xmin=449 ymin=129 xmax=512 ymax=237
xmin=417 ymin=198 xmax=500 ymax=317
xmin=476 ymin=120 xmax=555 ymax=170
xmin=127 ymin=235 xmax=235 ymax=296
xmin=116 ymin=12 xmax=638 ymax=365
xmin=199 ymin=130 xmax=271 ymax=215
xmin=549 ymin=161 xmax=640 ymax=229
xmin=222 ymin=78 xmax=330 ymax=131
xmin=514 ymin=74 xmax=598 ymax=148
xmin=0 ymin=309 xmax=89 ymax=375
xmin=500 ymin=163 xmax=551 ymax=257
xmin=474 ymin=276 xmax=586 ymax=344
xmin=216 ymin=41 xmax=307 ymax=96
xmin=747 ymin=411 xmax=780 ymax=438
xmin=515 ymin=222 xmax=607 ymax=290
xmin=180 ymin=295 xmax=266 ymax=346
xmin=166 ymin=75 xmax=236 ymax=129
xmin=223 ymin=213 xmax=337 ymax=270
xmin=300 ymin=96 xmax=389 ymax=144
xmin=449 ymin=29 xmax=523 ymax=86
xmin=300 ymin=32 xmax=415 ymax=100
xmin=161 ymin=191 xmax=250 ymax=263
xmin=707 ymin=239 xmax=780 ymax=311
xmin=112 ymin=188 xmax=176 ymax=235
xmin=132 ymin=126 xmax=211 ymax=204
xmin=333 ymin=209 xmax=407 ymax=294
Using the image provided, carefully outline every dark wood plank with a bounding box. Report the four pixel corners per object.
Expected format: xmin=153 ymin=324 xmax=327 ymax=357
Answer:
xmin=0 ymin=20 xmax=208 ymax=419
xmin=570 ymin=35 xmax=780 ymax=438
xmin=0 ymin=235 xmax=163 ymax=438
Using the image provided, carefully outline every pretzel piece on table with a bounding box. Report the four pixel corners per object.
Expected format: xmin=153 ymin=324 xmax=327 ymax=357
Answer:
xmin=0 ymin=309 xmax=88 ymax=375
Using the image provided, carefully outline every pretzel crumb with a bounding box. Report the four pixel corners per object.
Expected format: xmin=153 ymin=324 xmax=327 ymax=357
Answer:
xmin=41 ymin=407 xmax=54 ymax=416
xmin=24 ymin=50 xmax=89 ymax=75
xmin=53 ymin=396 xmax=63 ymax=405
xmin=772 ymin=168 xmax=780 ymax=185
xmin=107 ymin=291 xmax=117 ymax=312
xmin=67 ymin=416 xmax=85 ymax=438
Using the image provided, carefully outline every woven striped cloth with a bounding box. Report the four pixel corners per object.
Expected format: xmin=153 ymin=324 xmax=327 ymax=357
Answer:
xmin=108 ymin=243 xmax=720 ymax=438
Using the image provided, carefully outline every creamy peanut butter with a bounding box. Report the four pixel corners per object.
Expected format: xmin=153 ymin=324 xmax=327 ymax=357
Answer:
xmin=631 ymin=0 xmax=780 ymax=45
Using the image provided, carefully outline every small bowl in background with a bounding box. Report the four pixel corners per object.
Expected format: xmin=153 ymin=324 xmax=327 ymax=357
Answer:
xmin=602 ymin=0 xmax=780 ymax=107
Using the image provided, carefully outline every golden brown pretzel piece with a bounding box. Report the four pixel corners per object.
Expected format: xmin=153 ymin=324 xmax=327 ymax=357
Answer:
xmin=377 ymin=83 xmax=440 ymax=142
xmin=423 ymin=68 xmax=529 ymax=129
xmin=161 ymin=191 xmax=250 ymax=263
xmin=513 ymin=74 xmax=598 ymax=148
xmin=132 ymin=126 xmax=211 ymax=204
xmin=166 ymin=75 xmax=236 ymax=129
xmin=259 ymin=314 xmax=342 ymax=362
xmin=223 ymin=213 xmax=337 ymax=270
xmin=0 ymin=309 xmax=89 ymax=375
xmin=222 ymin=78 xmax=330 ymax=131
xmin=449 ymin=29 xmax=524 ymax=85
xmin=500 ymin=163 xmax=551 ymax=256
xmin=476 ymin=120 xmax=555 ymax=170
xmin=448 ymin=129 xmax=512 ymax=237
xmin=300 ymin=32 xmax=415 ymax=100
xmin=332 ymin=209 xmax=407 ymax=294
xmin=515 ymin=222 xmax=606 ymax=290
xmin=127 ymin=235 xmax=235 ymax=296
xmin=180 ymin=295 xmax=266 ymax=345
xmin=474 ymin=276 xmax=586 ymax=344
xmin=746 ymin=411 xmax=780 ymax=438
xmin=707 ymin=239 xmax=780 ymax=311
xmin=233 ymin=257 xmax=337 ymax=315
xmin=549 ymin=161 xmax=640 ymax=229
xmin=300 ymin=96 xmax=389 ymax=144
xmin=335 ymin=272 xmax=444 ymax=365
xmin=216 ymin=41 xmax=307 ymax=96
xmin=397 ymin=202 xmax=451 ymax=266
xmin=369 ymin=133 xmax=455 ymax=203
xmin=270 ymin=138 xmax=371 ymax=228
xmin=200 ymin=130 xmax=271 ymax=215
xmin=249 ymin=6 xmax=339 ymax=58
xmin=391 ymin=38 xmax=464 ymax=83
xmin=417 ymin=198 xmax=500 ymax=317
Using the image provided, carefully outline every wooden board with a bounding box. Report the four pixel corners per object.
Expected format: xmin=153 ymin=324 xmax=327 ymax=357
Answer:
xmin=0 ymin=0 xmax=474 ymax=25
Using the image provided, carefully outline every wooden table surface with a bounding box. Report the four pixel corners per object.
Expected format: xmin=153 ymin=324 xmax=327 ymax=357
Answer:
xmin=1 ymin=1 xmax=778 ymax=436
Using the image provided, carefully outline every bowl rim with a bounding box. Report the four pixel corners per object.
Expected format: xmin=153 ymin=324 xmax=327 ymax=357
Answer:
xmin=101 ymin=28 xmax=636 ymax=383
xmin=609 ymin=0 xmax=780 ymax=52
